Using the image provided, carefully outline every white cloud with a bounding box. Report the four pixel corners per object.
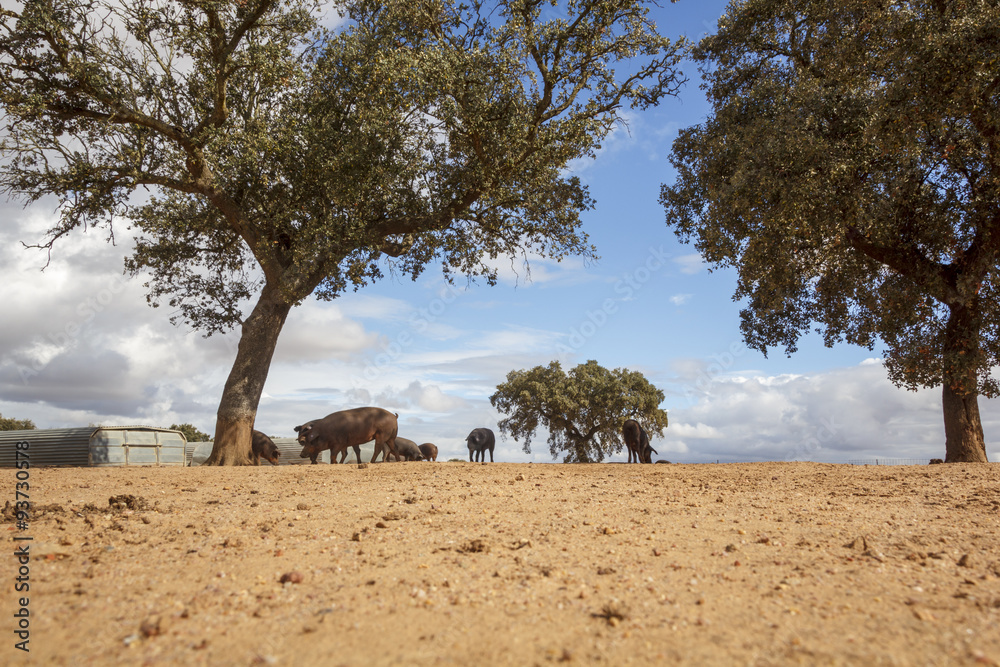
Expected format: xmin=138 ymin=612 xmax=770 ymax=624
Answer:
xmin=335 ymin=294 xmax=412 ymax=321
xmin=669 ymin=422 xmax=721 ymax=439
xmin=674 ymin=253 xmax=705 ymax=275
xmin=669 ymin=293 xmax=693 ymax=305
xmin=400 ymin=380 xmax=468 ymax=413
xmin=655 ymin=360 xmax=1000 ymax=463
xmin=480 ymin=252 xmax=599 ymax=289
xmin=652 ymin=120 xmax=682 ymax=141
xmin=274 ymin=304 xmax=377 ymax=363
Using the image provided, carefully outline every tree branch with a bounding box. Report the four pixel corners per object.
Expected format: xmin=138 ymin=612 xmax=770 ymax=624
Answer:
xmin=844 ymin=225 xmax=959 ymax=305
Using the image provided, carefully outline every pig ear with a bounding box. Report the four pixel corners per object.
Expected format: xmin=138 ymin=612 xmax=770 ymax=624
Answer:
xmin=293 ymin=425 xmax=302 ymax=432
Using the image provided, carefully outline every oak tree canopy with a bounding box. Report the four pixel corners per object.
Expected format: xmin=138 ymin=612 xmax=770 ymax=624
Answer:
xmin=661 ymin=0 xmax=1000 ymax=462
xmin=491 ymin=360 xmax=668 ymax=462
xmin=1 ymin=0 xmax=687 ymax=464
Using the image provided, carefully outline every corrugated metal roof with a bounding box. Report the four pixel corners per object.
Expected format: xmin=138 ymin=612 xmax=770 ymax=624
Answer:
xmin=96 ymin=425 xmax=189 ymax=432
xmin=0 ymin=428 xmax=96 ymax=467
xmin=0 ymin=426 xmax=188 ymax=467
xmin=273 ymin=437 xmax=321 ymax=465
xmin=90 ymin=427 xmax=187 ymax=467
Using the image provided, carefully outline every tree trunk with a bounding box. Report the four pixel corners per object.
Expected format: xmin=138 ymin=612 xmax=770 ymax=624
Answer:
xmin=571 ymin=441 xmax=593 ymax=463
xmin=941 ymin=303 xmax=989 ymax=463
xmin=204 ymin=282 xmax=293 ymax=466
xmin=942 ymin=382 xmax=987 ymax=462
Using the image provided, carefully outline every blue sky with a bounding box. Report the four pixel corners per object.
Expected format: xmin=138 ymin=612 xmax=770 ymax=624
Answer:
xmin=2 ymin=0 xmax=997 ymax=463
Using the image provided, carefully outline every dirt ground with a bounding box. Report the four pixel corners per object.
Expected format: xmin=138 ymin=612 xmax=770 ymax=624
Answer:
xmin=4 ymin=461 xmax=1000 ymax=666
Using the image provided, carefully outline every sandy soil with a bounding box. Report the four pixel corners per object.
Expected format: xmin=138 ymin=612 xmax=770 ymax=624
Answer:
xmin=4 ymin=461 xmax=1000 ymax=666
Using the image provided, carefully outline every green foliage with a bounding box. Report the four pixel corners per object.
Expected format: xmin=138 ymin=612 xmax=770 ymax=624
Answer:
xmin=1 ymin=0 xmax=687 ymax=333
xmin=170 ymin=423 xmax=212 ymax=442
xmin=0 ymin=414 xmax=36 ymax=431
xmin=1 ymin=1 xmax=688 ymax=459
xmin=491 ymin=360 xmax=668 ymax=463
xmin=661 ymin=0 xmax=1000 ymax=404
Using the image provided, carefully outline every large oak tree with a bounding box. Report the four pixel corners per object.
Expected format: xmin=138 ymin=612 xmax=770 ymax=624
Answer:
xmin=491 ymin=360 xmax=668 ymax=462
xmin=661 ymin=0 xmax=1000 ymax=462
xmin=1 ymin=0 xmax=686 ymax=464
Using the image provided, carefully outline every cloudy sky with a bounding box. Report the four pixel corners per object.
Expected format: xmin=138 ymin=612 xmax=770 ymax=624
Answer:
xmin=2 ymin=1 xmax=997 ymax=464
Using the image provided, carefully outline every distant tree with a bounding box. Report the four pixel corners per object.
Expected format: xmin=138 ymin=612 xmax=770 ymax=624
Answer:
xmin=170 ymin=423 xmax=212 ymax=443
xmin=1 ymin=0 xmax=687 ymax=465
xmin=491 ymin=360 xmax=668 ymax=463
xmin=661 ymin=0 xmax=1000 ymax=462
xmin=0 ymin=414 xmax=36 ymax=431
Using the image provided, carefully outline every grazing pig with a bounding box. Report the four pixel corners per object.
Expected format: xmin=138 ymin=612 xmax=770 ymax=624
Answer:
xmin=466 ymin=428 xmax=495 ymax=462
xmin=337 ymin=444 xmax=364 ymax=464
xmin=623 ymin=419 xmax=655 ymax=464
xmin=418 ymin=443 xmax=438 ymax=461
xmin=641 ymin=434 xmax=658 ymax=464
xmin=251 ymin=430 xmax=281 ymax=466
xmin=295 ymin=407 xmax=399 ymax=464
xmin=382 ymin=437 xmax=423 ymax=461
